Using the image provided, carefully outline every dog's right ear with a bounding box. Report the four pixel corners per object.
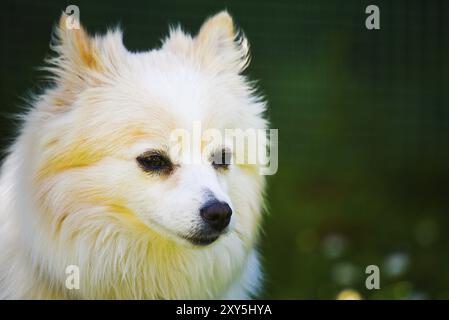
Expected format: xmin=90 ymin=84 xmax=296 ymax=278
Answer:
xmin=57 ymin=13 xmax=101 ymax=71
xmin=46 ymin=13 xmax=125 ymax=99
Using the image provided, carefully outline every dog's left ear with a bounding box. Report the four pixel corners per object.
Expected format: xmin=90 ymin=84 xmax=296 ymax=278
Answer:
xmin=195 ymin=11 xmax=250 ymax=74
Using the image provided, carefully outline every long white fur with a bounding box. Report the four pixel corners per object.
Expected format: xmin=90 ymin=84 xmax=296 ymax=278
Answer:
xmin=0 ymin=11 xmax=267 ymax=299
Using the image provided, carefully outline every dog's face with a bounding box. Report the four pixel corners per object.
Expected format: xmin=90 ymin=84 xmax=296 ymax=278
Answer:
xmin=31 ymin=12 xmax=266 ymax=249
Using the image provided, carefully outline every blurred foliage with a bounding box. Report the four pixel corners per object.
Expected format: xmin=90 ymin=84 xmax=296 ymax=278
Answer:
xmin=1 ymin=0 xmax=448 ymax=299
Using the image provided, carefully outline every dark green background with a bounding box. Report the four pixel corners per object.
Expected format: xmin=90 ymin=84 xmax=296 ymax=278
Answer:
xmin=1 ymin=0 xmax=448 ymax=299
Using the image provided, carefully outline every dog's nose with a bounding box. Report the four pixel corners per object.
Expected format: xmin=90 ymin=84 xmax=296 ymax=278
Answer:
xmin=200 ymin=201 xmax=232 ymax=231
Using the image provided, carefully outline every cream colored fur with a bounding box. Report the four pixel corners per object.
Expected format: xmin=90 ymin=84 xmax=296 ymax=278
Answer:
xmin=0 ymin=11 xmax=267 ymax=299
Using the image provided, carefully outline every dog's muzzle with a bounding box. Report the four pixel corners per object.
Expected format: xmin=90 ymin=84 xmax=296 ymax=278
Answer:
xmin=186 ymin=200 xmax=232 ymax=245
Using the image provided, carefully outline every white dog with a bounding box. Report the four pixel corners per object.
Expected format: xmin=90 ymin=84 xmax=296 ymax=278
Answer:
xmin=0 ymin=11 xmax=268 ymax=299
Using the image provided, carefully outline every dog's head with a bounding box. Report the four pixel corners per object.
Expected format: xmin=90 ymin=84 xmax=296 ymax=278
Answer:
xmin=30 ymin=11 xmax=267 ymax=249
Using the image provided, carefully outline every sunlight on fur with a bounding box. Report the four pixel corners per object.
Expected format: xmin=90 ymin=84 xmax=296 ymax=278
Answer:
xmin=0 ymin=11 xmax=268 ymax=299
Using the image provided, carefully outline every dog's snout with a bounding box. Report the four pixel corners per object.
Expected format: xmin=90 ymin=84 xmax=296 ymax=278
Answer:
xmin=200 ymin=201 xmax=232 ymax=231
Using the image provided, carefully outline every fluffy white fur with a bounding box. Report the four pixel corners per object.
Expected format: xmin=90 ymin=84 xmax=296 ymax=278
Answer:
xmin=0 ymin=11 xmax=267 ymax=299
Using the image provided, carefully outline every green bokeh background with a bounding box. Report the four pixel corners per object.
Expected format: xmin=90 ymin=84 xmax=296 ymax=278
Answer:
xmin=1 ymin=0 xmax=448 ymax=299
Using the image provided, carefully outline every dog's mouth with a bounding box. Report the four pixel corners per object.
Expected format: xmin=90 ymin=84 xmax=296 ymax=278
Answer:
xmin=183 ymin=234 xmax=220 ymax=246
xmin=142 ymin=215 xmax=225 ymax=246
xmin=182 ymin=226 xmax=230 ymax=246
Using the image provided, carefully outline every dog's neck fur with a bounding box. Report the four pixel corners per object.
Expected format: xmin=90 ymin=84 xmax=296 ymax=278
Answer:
xmin=0 ymin=148 xmax=261 ymax=299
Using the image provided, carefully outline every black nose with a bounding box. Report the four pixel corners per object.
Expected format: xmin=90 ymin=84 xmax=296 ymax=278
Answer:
xmin=200 ymin=201 xmax=232 ymax=231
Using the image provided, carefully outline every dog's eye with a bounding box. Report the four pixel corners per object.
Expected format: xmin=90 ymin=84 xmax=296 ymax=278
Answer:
xmin=137 ymin=152 xmax=172 ymax=174
xmin=212 ymin=148 xmax=232 ymax=170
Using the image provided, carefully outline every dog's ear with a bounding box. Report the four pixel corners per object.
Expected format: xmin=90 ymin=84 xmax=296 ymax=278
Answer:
xmin=45 ymin=13 xmax=126 ymax=108
xmin=57 ymin=13 xmax=101 ymax=71
xmin=195 ymin=11 xmax=250 ymax=74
